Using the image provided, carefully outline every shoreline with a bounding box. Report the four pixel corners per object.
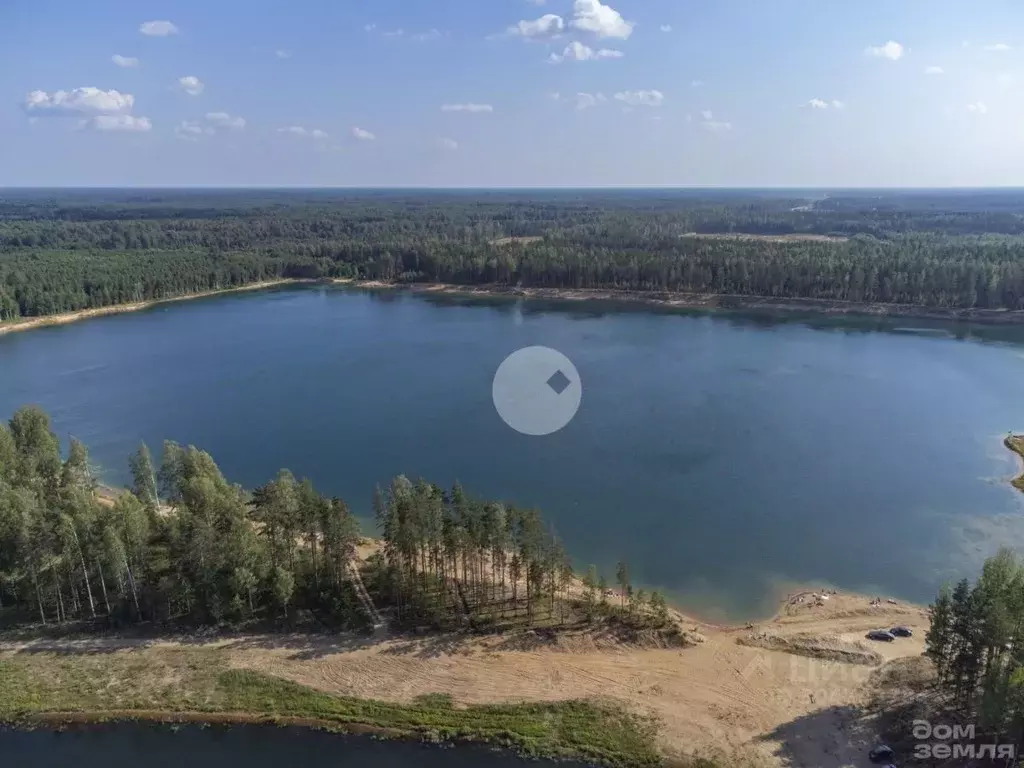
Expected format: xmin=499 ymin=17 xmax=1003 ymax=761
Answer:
xmin=1005 ymin=435 xmax=1024 ymax=492
xmin=331 ymin=278 xmax=1024 ymax=325
xmin=0 ymin=279 xmax=309 ymax=337
xmin=5 ymin=277 xmax=1024 ymax=338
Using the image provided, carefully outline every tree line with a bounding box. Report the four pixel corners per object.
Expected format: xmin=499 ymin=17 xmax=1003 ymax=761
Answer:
xmin=924 ymin=548 xmax=1024 ymax=747
xmin=0 ymin=405 xmax=662 ymax=634
xmin=3 ymin=192 xmax=1024 ymax=320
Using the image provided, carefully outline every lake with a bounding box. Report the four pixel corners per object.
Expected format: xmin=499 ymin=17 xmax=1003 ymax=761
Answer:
xmin=1 ymin=284 xmax=1022 ymax=621
xmin=0 ymin=723 xmax=593 ymax=767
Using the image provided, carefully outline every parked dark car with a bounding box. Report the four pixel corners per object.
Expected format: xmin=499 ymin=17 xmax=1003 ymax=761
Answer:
xmin=890 ymin=626 xmax=913 ymax=637
xmin=867 ymin=630 xmax=896 ymax=642
xmin=869 ymin=744 xmax=895 ymax=763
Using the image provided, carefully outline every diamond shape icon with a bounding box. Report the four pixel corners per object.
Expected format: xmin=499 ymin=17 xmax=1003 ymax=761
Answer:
xmin=547 ymin=369 xmax=571 ymax=395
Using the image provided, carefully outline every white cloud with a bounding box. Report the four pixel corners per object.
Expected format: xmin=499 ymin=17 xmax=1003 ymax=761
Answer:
xmin=967 ymin=101 xmax=988 ymax=114
xmin=508 ymin=14 xmax=564 ymax=37
xmin=924 ymin=65 xmax=944 ymax=75
xmin=864 ymin=40 xmax=904 ymax=60
xmin=614 ymin=90 xmax=665 ymax=107
xmin=527 ymin=0 xmax=547 ymax=4
xmin=112 ymin=55 xmax=139 ymax=68
xmin=549 ymin=40 xmax=623 ymax=62
xmin=206 ymin=112 xmax=245 ymax=129
xmin=660 ymin=24 xmax=672 ymax=32
xmin=275 ymin=49 xmax=290 ymax=59
xmin=352 ymin=126 xmax=376 ymax=140
xmin=441 ymin=103 xmax=494 ymax=113
xmin=985 ymin=43 xmax=1012 ymax=51
xmin=177 ymin=76 xmax=204 ymax=96
xmin=383 ymin=29 xmax=404 ymax=38
xmin=139 ymin=20 xmax=178 ymax=37
xmin=364 ymin=23 xmax=377 ymax=32
xmin=412 ymin=29 xmax=443 ymax=41
xmin=570 ymin=0 xmax=634 ymax=39
xmin=90 ymin=114 xmax=152 ymax=132
xmin=277 ymin=126 xmax=328 ymax=139
xmin=803 ymin=98 xmax=845 ymax=110
xmin=575 ymin=92 xmax=607 ymax=110
xmin=175 ymin=120 xmax=214 ymax=140
xmin=23 ymin=87 xmax=134 ymax=116
xmin=691 ymin=79 xmax=704 ymax=88
xmin=440 ymin=137 xmax=459 ymax=150
xmin=997 ymin=71 xmax=1017 ymax=87
xmin=696 ymin=110 xmax=731 ymax=131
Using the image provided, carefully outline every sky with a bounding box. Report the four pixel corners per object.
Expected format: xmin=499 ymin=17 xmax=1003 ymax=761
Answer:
xmin=3 ymin=0 xmax=1024 ymax=187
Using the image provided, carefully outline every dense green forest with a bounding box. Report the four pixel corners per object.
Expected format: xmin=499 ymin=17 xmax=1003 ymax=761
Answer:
xmin=3 ymin=189 xmax=1024 ymax=320
xmin=0 ymin=405 xmax=662 ymax=635
xmin=923 ymin=549 xmax=1024 ymax=750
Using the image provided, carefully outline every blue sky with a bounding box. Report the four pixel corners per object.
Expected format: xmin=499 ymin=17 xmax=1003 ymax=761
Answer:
xmin=3 ymin=0 xmax=1024 ymax=186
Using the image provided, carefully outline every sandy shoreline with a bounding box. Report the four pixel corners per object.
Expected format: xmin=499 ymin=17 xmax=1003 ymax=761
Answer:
xmin=4 ymin=277 xmax=1024 ymax=337
xmin=0 ymin=279 xmax=307 ymax=337
xmin=331 ymin=278 xmax=1024 ymax=325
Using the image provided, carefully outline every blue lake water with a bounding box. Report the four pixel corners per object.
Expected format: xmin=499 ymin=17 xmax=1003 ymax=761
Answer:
xmin=1 ymin=285 xmax=1022 ymax=620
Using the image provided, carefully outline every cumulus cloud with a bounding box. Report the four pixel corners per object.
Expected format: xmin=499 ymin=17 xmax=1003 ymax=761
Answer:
xmin=697 ymin=110 xmax=731 ymax=131
xmin=177 ymin=76 xmax=204 ymax=95
xmin=864 ymin=40 xmax=904 ymax=60
xmin=804 ymin=98 xmax=844 ymax=109
xmin=614 ymin=90 xmax=665 ymax=107
xmin=90 ymin=114 xmax=152 ymax=132
xmin=206 ymin=112 xmax=245 ymax=129
xmin=175 ymin=120 xmax=214 ymax=140
xmin=112 ymin=55 xmax=139 ymax=68
xmin=441 ymin=103 xmax=494 ymax=113
xmin=967 ymin=101 xmax=988 ymax=113
xmin=570 ymin=0 xmax=634 ymax=40
xmin=984 ymin=43 xmax=1012 ymax=51
xmin=549 ymin=41 xmax=623 ymax=62
xmin=575 ymin=92 xmax=607 ymax=110
xmin=23 ymin=87 xmax=134 ymax=116
xmin=508 ymin=14 xmax=564 ymax=37
xmin=925 ymin=65 xmax=944 ymax=75
xmin=660 ymin=24 xmax=672 ymax=32
xmin=351 ymin=126 xmax=376 ymax=140
xmin=139 ymin=20 xmax=178 ymax=37
xmin=278 ymin=126 xmax=328 ymax=139
xmin=440 ymin=137 xmax=459 ymax=150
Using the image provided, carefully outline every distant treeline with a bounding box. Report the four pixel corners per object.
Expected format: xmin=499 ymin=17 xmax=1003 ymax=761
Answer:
xmin=0 ymin=406 xmax=659 ymax=633
xmin=3 ymin=191 xmax=1024 ymax=320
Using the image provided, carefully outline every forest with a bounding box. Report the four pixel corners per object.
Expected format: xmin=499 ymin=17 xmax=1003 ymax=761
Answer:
xmin=2 ymin=189 xmax=1024 ymax=320
xmin=0 ymin=405 xmax=664 ymax=635
xmin=923 ymin=548 xmax=1024 ymax=750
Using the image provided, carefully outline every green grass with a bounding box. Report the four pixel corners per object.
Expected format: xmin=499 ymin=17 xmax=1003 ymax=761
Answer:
xmin=0 ymin=650 xmax=663 ymax=767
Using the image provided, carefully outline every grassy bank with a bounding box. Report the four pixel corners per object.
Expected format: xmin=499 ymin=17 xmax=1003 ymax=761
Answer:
xmin=0 ymin=279 xmax=308 ymax=336
xmin=0 ymin=649 xmax=662 ymax=767
xmin=1006 ymin=435 xmax=1024 ymax=492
